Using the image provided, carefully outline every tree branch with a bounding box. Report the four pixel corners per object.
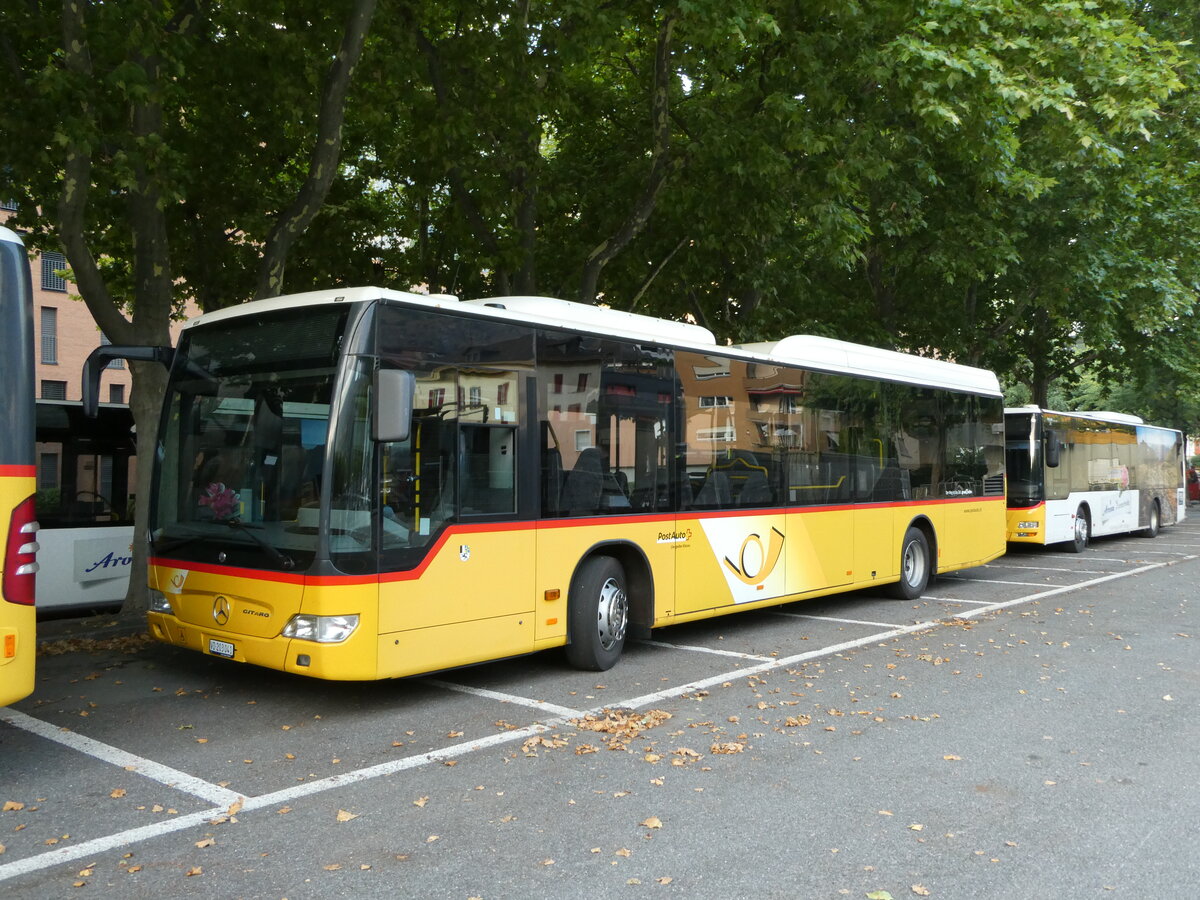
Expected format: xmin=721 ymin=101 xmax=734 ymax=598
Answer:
xmin=255 ymin=0 xmax=378 ymax=298
xmin=577 ymin=12 xmax=679 ymax=304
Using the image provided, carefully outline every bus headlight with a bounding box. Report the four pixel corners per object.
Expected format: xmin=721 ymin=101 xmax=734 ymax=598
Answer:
xmin=148 ymin=589 xmax=173 ymax=614
xmin=1018 ymin=521 xmax=1039 ymax=529
xmin=280 ymin=614 xmax=360 ymax=644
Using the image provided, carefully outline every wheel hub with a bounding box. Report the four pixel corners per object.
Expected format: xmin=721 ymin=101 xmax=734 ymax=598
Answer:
xmin=596 ymin=577 xmax=628 ymax=650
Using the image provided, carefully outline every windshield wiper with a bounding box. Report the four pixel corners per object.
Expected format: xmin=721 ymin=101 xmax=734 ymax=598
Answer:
xmin=221 ymin=518 xmax=295 ymax=570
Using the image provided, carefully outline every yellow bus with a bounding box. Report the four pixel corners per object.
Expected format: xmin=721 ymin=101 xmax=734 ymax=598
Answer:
xmin=1005 ymin=407 xmax=1185 ymax=552
xmin=1 ymin=226 xmax=39 ymax=705
xmin=87 ymin=289 xmax=1006 ymax=680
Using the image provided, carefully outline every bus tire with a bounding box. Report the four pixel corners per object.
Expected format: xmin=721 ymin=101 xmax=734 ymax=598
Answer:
xmin=888 ymin=526 xmax=931 ymax=600
xmin=1141 ymin=499 xmax=1161 ymax=538
xmin=565 ymin=556 xmax=628 ymax=671
xmin=1066 ymin=506 xmax=1090 ymax=553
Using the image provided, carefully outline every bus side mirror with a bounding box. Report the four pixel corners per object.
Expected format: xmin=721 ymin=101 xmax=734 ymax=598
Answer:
xmin=375 ymin=370 xmax=415 ymax=442
xmin=82 ymin=345 xmax=174 ymax=418
xmin=1045 ymin=429 xmax=1061 ymax=468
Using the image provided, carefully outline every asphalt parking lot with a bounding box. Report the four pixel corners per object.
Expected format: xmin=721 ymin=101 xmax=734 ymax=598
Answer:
xmin=3 ymin=518 xmax=1198 ymax=898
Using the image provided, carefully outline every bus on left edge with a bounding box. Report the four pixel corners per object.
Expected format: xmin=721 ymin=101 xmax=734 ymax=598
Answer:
xmin=0 ymin=225 xmax=39 ymax=706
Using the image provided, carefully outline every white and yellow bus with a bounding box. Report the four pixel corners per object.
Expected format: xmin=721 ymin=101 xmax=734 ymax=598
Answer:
xmin=87 ymin=289 xmax=1006 ymax=680
xmin=1005 ymin=407 xmax=1185 ymax=552
xmin=1 ymin=226 xmax=39 ymax=705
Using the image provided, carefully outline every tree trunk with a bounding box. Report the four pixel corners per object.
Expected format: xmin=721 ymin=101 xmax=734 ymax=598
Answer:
xmin=123 ymin=360 xmax=168 ymax=616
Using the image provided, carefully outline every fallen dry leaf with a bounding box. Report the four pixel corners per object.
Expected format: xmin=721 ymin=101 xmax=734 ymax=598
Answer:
xmin=414 ymin=797 xmax=429 ymax=807
xmin=195 ymin=838 xmax=215 ymax=849
xmin=185 ymin=866 xmax=202 ymax=877
xmin=3 ymin=801 xmax=24 ymax=812
xmin=110 ymin=789 xmax=127 ymax=799
xmin=336 ymin=810 xmax=359 ymax=823
xmin=640 ymin=816 xmax=663 ymax=829
xmin=324 ymin=863 xmax=342 ymax=871
xmin=912 ymin=886 xmax=931 ymax=897
xmin=227 ymin=798 xmax=244 ymax=817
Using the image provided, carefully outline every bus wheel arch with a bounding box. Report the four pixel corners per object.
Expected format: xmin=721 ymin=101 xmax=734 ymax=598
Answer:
xmin=564 ymin=542 xmax=652 ymax=671
xmin=1066 ymin=504 xmax=1091 ymax=553
xmin=888 ymin=518 xmax=936 ymax=600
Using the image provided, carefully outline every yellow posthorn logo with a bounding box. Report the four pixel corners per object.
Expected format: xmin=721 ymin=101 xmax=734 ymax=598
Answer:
xmin=723 ymin=527 xmax=785 ymax=585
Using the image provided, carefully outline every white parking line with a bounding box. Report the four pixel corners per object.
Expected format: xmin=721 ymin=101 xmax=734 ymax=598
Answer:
xmin=985 ymin=563 xmax=1109 ymax=574
xmin=425 ymin=679 xmax=584 ymax=718
xmin=948 ymin=578 xmax=1053 ymax=587
xmin=0 ymin=708 xmax=242 ymax=807
xmin=773 ymin=612 xmax=901 ymax=629
xmin=2 ymin=551 xmax=1195 ymax=884
xmin=921 ymin=596 xmax=992 ymax=605
xmin=639 ymin=639 xmax=773 ymax=662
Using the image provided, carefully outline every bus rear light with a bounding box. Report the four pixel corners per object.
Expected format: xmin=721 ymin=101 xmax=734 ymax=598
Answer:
xmin=1018 ymin=521 xmax=1039 ymax=529
xmin=4 ymin=496 xmax=38 ymax=606
xmin=280 ymin=614 xmax=359 ymax=644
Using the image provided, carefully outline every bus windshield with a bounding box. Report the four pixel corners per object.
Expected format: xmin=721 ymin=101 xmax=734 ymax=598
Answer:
xmin=152 ymin=306 xmax=351 ymax=572
xmin=1004 ymin=412 xmax=1043 ymax=506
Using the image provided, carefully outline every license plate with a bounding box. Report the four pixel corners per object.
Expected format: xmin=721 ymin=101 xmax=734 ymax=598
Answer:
xmin=208 ymin=638 xmax=235 ymax=659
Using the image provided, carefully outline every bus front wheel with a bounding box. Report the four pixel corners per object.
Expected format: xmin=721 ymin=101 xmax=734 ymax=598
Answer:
xmin=565 ymin=556 xmax=628 ymax=671
xmin=1066 ymin=507 xmax=1090 ymax=553
xmin=888 ymin=526 xmax=931 ymax=600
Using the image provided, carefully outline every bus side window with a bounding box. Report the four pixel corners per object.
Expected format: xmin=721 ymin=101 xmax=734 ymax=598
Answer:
xmin=460 ymin=424 xmax=516 ymax=516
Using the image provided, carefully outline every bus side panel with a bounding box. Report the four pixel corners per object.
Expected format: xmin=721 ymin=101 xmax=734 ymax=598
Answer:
xmin=936 ymin=498 xmax=1006 ymax=572
xmin=379 ymin=526 xmax=535 ymax=635
xmin=786 ymin=508 xmax=854 ymax=595
xmin=35 ymin=525 xmax=133 ymax=613
xmin=674 ymin=512 xmax=787 ymax=615
xmin=0 ymin=476 xmax=36 ymax=706
xmin=536 ymin=518 xmax=674 ymax=636
xmin=852 ymin=505 xmax=900 ymax=586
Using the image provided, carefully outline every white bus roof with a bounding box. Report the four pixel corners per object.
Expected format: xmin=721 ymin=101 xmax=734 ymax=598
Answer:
xmin=1005 ymin=406 xmax=1146 ymax=426
xmin=740 ymin=335 xmax=1002 ymax=397
xmin=184 ymin=288 xmax=1002 ymax=396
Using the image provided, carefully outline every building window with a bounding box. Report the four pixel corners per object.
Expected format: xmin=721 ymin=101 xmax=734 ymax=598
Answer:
xmin=468 ymin=385 xmax=482 ymax=407
xmin=109 ymin=384 xmax=125 ymax=404
xmin=698 ymin=395 xmax=732 ymax=408
xmin=38 ymin=452 xmax=60 ymax=490
xmin=428 ymin=388 xmax=445 ymax=409
xmin=41 ymin=251 xmax=67 ymax=292
xmin=0 ymin=199 xmax=17 ymax=212
xmin=553 ymin=373 xmax=564 ymax=394
xmin=40 ymin=306 xmax=58 ymax=363
xmin=41 ymin=379 xmax=67 ymax=400
xmin=497 ymin=383 xmax=509 ymax=405
xmin=576 ymin=373 xmax=589 ymax=392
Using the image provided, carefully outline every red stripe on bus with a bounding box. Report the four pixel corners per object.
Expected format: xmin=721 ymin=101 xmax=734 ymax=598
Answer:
xmin=0 ymin=465 xmax=36 ymax=477
xmin=1006 ymin=502 xmax=1045 ymax=511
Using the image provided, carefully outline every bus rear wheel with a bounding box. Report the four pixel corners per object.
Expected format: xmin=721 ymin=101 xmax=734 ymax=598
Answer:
xmin=1141 ymin=499 xmax=1161 ymax=538
xmin=565 ymin=556 xmax=628 ymax=671
xmin=1066 ymin=506 xmax=1090 ymax=553
xmin=888 ymin=526 xmax=931 ymax=600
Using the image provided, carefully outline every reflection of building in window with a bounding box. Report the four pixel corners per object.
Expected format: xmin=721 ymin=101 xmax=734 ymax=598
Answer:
xmin=699 ymin=395 xmax=731 ymax=408
xmin=109 ymin=384 xmax=125 ymax=404
xmin=697 ymin=426 xmax=735 ymax=443
xmin=575 ymin=430 xmax=592 ymax=452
